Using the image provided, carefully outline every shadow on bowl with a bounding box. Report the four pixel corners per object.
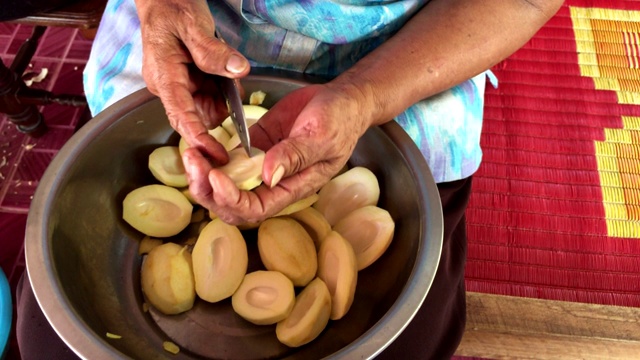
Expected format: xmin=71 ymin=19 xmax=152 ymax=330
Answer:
xmin=25 ymin=73 xmax=443 ymax=359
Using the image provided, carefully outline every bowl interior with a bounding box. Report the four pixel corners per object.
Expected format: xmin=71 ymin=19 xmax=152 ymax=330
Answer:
xmin=26 ymin=75 xmax=443 ymax=359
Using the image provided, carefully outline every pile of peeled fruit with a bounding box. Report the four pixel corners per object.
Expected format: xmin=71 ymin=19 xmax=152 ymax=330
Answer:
xmin=122 ymin=95 xmax=396 ymax=349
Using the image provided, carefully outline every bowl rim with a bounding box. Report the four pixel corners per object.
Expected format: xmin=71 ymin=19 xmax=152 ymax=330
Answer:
xmin=25 ymin=74 xmax=443 ymax=360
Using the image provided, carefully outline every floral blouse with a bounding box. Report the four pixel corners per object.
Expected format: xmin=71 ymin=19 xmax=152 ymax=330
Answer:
xmin=84 ymin=0 xmax=492 ymax=182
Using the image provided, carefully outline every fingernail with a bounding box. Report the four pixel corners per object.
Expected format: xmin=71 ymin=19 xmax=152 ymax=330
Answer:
xmin=270 ymin=165 xmax=285 ymax=188
xmin=226 ymin=54 xmax=248 ymax=74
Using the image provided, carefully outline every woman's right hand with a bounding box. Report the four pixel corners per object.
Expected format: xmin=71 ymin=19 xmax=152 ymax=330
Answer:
xmin=134 ymin=0 xmax=251 ymax=165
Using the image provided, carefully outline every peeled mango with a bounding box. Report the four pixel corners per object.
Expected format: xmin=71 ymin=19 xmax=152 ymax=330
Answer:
xmin=276 ymin=277 xmax=332 ymax=347
xmin=273 ymin=193 xmax=319 ymax=217
xmin=333 ymin=205 xmax=395 ymax=270
xmin=222 ymin=104 xmax=268 ymax=137
xmin=317 ymin=231 xmax=358 ymax=320
xmin=288 ymin=206 xmax=332 ymax=247
xmin=140 ymin=242 xmax=195 ymax=315
xmin=122 ymin=184 xmax=193 ymax=238
xmin=179 ymin=126 xmax=232 ymax=155
xmin=148 ymin=146 xmax=188 ymax=188
xmin=138 ymin=236 xmax=163 ymax=255
xmin=313 ymin=166 xmax=380 ymax=226
xmin=217 ymin=147 xmax=266 ymax=191
xmin=191 ymin=218 xmax=248 ymax=303
xmin=232 ymin=270 xmax=295 ymax=325
xmin=258 ymin=217 xmax=318 ymax=287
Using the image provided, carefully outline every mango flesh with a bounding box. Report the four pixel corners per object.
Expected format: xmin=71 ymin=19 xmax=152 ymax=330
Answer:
xmin=288 ymin=206 xmax=332 ymax=248
xmin=179 ymin=127 xmax=232 ymax=155
xmin=234 ymin=193 xmax=320 ymax=231
xmin=208 ymin=126 xmax=232 ymax=148
xmin=141 ymin=243 xmax=195 ymax=315
xmin=217 ymin=147 xmax=266 ymax=191
xmin=123 ymin=184 xmax=193 ymax=238
xmin=317 ymin=231 xmax=358 ymax=320
xmin=273 ymin=193 xmax=319 ymax=217
xmin=148 ymin=146 xmax=188 ymax=188
xmin=138 ymin=236 xmax=163 ymax=255
xmin=221 ymin=104 xmax=268 ymax=137
xmin=249 ymin=90 xmax=266 ymax=105
xmin=258 ymin=217 xmax=318 ymax=287
xmin=191 ymin=218 xmax=248 ymax=303
xmin=232 ymin=270 xmax=295 ymax=325
xmin=333 ymin=205 xmax=395 ymax=270
xmin=179 ymin=187 xmax=199 ymax=205
xmin=313 ymin=166 xmax=380 ymax=226
xmin=276 ymin=277 xmax=332 ymax=347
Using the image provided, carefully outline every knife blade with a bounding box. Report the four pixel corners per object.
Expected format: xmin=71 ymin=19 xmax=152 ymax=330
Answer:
xmin=215 ymin=31 xmax=251 ymax=157
xmin=219 ymin=76 xmax=251 ymax=157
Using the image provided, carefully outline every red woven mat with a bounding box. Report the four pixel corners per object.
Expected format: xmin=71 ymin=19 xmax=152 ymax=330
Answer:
xmin=466 ymin=1 xmax=640 ymax=307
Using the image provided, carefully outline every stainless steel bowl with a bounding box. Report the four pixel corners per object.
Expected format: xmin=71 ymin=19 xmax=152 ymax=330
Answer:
xmin=25 ymin=73 xmax=443 ymax=359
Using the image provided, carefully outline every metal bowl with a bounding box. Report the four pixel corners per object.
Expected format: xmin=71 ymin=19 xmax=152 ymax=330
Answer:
xmin=25 ymin=73 xmax=443 ymax=359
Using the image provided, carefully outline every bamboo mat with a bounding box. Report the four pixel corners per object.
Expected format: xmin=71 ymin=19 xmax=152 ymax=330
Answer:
xmin=465 ymin=1 xmax=640 ymax=307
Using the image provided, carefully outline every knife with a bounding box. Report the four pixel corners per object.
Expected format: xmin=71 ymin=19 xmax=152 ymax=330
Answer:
xmin=215 ymin=31 xmax=252 ymax=157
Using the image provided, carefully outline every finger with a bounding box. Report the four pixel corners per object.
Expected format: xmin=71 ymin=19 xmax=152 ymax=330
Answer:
xmin=182 ymin=148 xmax=215 ymax=205
xmin=249 ymin=119 xmax=278 ymax=150
xmin=180 ymin=28 xmax=250 ymax=78
xmin=249 ymin=88 xmax=315 ymax=152
xmin=160 ymin=82 xmax=229 ymax=165
xmin=204 ymin=169 xmax=298 ymax=224
xmin=206 ymin=169 xmax=248 ymax=223
xmin=193 ymin=92 xmax=228 ymax=130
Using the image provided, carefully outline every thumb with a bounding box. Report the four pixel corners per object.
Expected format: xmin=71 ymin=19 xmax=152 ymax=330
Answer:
xmin=262 ymin=137 xmax=324 ymax=189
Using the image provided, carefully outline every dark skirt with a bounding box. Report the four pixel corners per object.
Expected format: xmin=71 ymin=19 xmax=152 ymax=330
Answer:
xmin=16 ymin=177 xmax=472 ymax=360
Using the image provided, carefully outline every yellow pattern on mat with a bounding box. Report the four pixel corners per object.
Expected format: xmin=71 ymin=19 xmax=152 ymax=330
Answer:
xmin=572 ymin=7 xmax=640 ymax=238
xmin=571 ymin=7 xmax=640 ymax=103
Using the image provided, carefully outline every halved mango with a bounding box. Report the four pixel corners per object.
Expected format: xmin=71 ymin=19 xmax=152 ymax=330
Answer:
xmin=231 ymin=270 xmax=295 ymax=325
xmin=333 ymin=205 xmax=395 ymax=270
xmin=288 ymin=207 xmax=331 ymax=248
xmin=258 ymin=217 xmax=318 ymax=287
xmin=191 ymin=218 xmax=248 ymax=303
xmin=141 ymin=243 xmax=195 ymax=315
xmin=123 ymin=184 xmax=193 ymax=237
xmin=274 ymin=193 xmax=319 ymax=217
xmin=317 ymin=231 xmax=358 ymax=320
xmin=138 ymin=236 xmax=163 ymax=255
xmin=178 ymin=187 xmax=199 ymax=205
xmin=313 ymin=166 xmax=380 ymax=226
xmin=148 ymin=146 xmax=188 ymax=188
xmin=276 ymin=277 xmax=331 ymax=347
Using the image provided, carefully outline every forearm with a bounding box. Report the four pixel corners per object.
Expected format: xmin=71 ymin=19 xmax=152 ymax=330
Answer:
xmin=331 ymin=0 xmax=564 ymax=127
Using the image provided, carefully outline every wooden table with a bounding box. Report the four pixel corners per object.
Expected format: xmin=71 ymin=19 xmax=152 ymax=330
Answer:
xmin=455 ymin=292 xmax=640 ymax=359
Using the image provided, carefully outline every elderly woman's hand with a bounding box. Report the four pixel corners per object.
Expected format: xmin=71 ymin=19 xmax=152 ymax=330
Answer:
xmin=182 ymin=83 xmax=374 ymax=225
xmin=134 ymin=0 xmax=250 ymax=165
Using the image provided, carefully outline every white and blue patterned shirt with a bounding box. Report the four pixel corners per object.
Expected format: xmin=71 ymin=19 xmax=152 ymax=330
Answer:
xmin=84 ymin=0 xmax=492 ymax=183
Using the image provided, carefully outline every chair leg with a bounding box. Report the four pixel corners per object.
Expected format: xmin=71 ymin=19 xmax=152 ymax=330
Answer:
xmin=11 ymin=26 xmax=46 ymax=76
xmin=0 ymin=26 xmax=48 ymax=136
xmin=0 ymin=25 xmax=88 ymax=136
xmin=0 ymin=59 xmax=47 ymax=136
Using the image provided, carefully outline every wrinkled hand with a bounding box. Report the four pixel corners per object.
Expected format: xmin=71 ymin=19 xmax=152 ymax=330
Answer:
xmin=135 ymin=0 xmax=250 ymax=164
xmin=182 ymin=84 xmax=374 ymax=224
